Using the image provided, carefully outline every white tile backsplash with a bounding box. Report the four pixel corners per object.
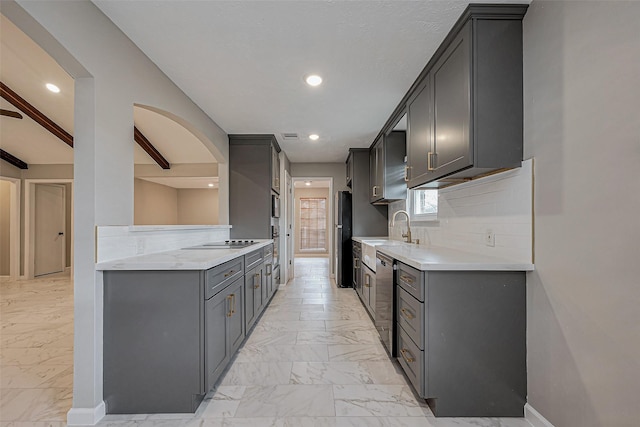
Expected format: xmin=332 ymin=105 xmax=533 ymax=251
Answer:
xmin=389 ymin=159 xmax=533 ymax=263
xmin=96 ymin=225 xmax=231 ymax=263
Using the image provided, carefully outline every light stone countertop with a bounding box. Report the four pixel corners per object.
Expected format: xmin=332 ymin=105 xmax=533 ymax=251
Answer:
xmin=96 ymin=239 xmax=273 ymax=271
xmin=353 ymin=236 xmax=534 ymax=271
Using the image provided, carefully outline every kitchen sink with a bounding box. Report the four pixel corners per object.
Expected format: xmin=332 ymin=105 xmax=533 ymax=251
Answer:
xmin=361 ymin=239 xmax=403 ymax=272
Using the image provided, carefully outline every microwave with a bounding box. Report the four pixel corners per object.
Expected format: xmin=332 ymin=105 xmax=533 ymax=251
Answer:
xmin=272 ymin=194 xmax=280 ymax=218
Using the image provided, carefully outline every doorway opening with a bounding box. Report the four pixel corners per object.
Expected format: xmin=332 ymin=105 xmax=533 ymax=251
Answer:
xmin=0 ymin=177 xmax=20 ymax=278
xmin=291 ymin=177 xmax=334 ymax=281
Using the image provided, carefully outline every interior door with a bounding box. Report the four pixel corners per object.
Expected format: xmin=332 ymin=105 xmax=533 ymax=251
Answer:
xmin=34 ymin=184 xmax=65 ymax=277
xmin=286 ymin=171 xmax=294 ymax=281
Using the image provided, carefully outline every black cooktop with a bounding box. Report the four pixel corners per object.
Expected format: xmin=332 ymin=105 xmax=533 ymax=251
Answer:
xmin=184 ymin=240 xmax=258 ymax=250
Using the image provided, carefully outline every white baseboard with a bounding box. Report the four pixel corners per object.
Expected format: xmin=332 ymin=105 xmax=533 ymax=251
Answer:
xmin=525 ymin=403 xmax=555 ymax=427
xmin=67 ymin=401 xmax=106 ymax=426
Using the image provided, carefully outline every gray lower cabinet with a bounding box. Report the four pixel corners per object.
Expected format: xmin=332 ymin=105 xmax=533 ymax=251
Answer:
xmin=394 ymin=262 xmax=526 ymax=417
xmin=103 ymin=249 xmax=276 ymax=415
xmin=104 ymin=270 xmax=204 ymax=414
xmin=205 ymin=276 xmax=244 ymax=392
xmin=244 ymin=267 xmax=258 ymax=330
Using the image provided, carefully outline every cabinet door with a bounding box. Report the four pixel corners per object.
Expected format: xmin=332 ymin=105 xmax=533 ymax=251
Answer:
xmin=346 ymin=154 xmax=353 ymax=188
xmin=432 ymin=23 xmax=472 ymax=178
xmin=369 ymin=139 xmax=383 ymax=203
xmin=205 ymin=290 xmax=231 ymax=391
xmin=244 ymin=269 xmax=257 ymax=330
xmin=227 ymin=278 xmax=245 ymax=355
xmin=407 ymin=78 xmax=433 ymax=188
xmin=265 ymin=262 xmax=274 ymax=299
xmin=252 ymin=268 xmax=263 ymax=318
xmin=271 ymin=145 xmax=280 ymax=194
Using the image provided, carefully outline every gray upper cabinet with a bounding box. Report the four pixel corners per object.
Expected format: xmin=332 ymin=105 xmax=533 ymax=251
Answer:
xmin=429 ymin=22 xmax=472 ymax=180
xmin=369 ymin=132 xmax=407 ymax=204
xmin=382 ymin=4 xmax=528 ymax=189
xmin=347 ymin=149 xmax=388 ymax=237
xmin=406 ymin=79 xmax=432 ymax=188
xmin=229 ymin=135 xmax=281 ymax=238
xmin=346 ymin=152 xmax=354 ymax=188
xmin=271 ymin=144 xmax=281 ymax=194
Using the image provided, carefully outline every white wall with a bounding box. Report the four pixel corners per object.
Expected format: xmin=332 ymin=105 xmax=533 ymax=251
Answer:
xmin=389 ymin=160 xmax=533 ymax=263
xmin=3 ymin=1 xmax=229 ymax=423
xmin=523 ymin=2 xmax=640 ymax=426
xmin=133 ymin=178 xmax=178 ymax=225
xmin=178 ymin=188 xmax=218 ymax=225
xmin=0 ymin=180 xmax=11 ymax=275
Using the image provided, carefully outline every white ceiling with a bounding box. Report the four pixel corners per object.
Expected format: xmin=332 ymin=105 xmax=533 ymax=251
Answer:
xmin=0 ymin=14 xmax=216 ymax=168
xmin=138 ymin=176 xmax=219 ymax=189
xmin=294 ymin=179 xmax=331 ymax=189
xmin=93 ymin=0 xmax=526 ymax=163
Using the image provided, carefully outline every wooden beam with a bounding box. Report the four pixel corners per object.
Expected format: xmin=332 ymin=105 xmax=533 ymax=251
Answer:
xmin=134 ymin=126 xmax=170 ymax=169
xmin=0 ymin=81 xmax=73 ymax=147
xmin=0 ymin=149 xmax=28 ymax=169
xmin=0 ymin=109 xmax=23 ymax=119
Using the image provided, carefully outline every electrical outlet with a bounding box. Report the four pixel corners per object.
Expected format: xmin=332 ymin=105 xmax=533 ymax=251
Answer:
xmin=485 ymin=229 xmax=495 ymax=247
xmin=136 ymin=239 xmax=145 ymax=255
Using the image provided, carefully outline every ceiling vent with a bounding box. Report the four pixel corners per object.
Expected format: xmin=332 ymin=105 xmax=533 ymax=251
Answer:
xmin=281 ymin=133 xmax=299 ymax=141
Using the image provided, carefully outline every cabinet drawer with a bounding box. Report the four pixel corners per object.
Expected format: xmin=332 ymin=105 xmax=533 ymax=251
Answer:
xmin=263 ymin=244 xmax=274 ymax=259
xmin=206 ymin=257 xmax=244 ymax=300
xmin=396 ymin=324 xmax=425 ymax=397
xmin=397 ymin=262 xmax=424 ymax=302
xmin=245 ymin=249 xmax=263 ymax=270
xmin=397 ymin=286 xmax=425 ymax=350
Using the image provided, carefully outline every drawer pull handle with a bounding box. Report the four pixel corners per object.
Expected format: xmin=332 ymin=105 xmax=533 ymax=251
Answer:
xmin=400 ymin=348 xmax=415 ymax=363
xmin=224 ymin=270 xmax=235 ymax=278
xmin=401 ymin=308 xmax=414 ymax=320
xmin=226 ymin=294 xmax=234 ymax=317
xmin=399 ymin=274 xmax=414 ymax=284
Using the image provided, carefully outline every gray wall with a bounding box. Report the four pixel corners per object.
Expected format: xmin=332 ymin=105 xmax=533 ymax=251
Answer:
xmin=290 ymin=162 xmax=348 ymax=192
xmin=523 ymin=2 xmax=640 ymax=426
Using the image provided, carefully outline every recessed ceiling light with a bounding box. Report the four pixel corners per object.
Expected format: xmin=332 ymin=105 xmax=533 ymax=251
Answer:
xmin=208 ymin=183 xmax=214 ymax=187
xmin=305 ymin=74 xmax=322 ymax=87
xmin=46 ymin=83 xmax=60 ymax=93
xmin=305 ymin=181 xmax=311 ymax=186
xmin=309 ymin=134 xmax=319 ymax=141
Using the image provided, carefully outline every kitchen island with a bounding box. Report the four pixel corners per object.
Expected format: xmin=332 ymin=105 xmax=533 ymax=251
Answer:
xmin=352 ymin=237 xmax=533 ymax=417
xmin=97 ymin=240 xmax=275 ymax=414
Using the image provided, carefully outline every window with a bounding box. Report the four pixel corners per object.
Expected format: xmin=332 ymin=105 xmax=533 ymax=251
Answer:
xmin=299 ymin=197 xmax=327 ymax=251
xmin=408 ymin=189 xmax=438 ymax=221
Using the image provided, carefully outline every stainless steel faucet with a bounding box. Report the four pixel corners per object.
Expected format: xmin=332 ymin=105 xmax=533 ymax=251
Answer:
xmin=391 ymin=209 xmax=412 ymax=243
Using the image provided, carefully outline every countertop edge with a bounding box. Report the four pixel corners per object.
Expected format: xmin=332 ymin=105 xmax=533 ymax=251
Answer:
xmin=359 ymin=240 xmax=535 ymax=272
xmin=96 ymin=240 xmax=273 ymax=271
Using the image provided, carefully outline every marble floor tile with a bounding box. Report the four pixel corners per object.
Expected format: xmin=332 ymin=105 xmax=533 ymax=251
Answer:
xmin=290 ymin=362 xmax=374 ymax=385
xmin=235 ymin=385 xmax=335 ymax=417
xmin=362 ymin=361 xmax=408 ymax=385
xmin=200 ymin=386 xmax=246 ymax=418
xmin=234 ymin=344 xmax=329 ymax=363
xmin=243 ymin=331 xmax=298 ymax=346
xmin=254 ymin=320 xmax=325 ymax=333
xmin=327 ymin=344 xmax=390 ymax=362
xmin=297 ymin=331 xmax=380 ymax=345
xmin=325 ymin=320 xmax=377 ymax=332
xmin=333 ymin=385 xmax=425 ymax=417
xmin=221 ymin=362 xmax=292 ymax=385
xmin=0 ymin=364 xmax=70 ymax=389
xmin=299 ymin=311 xmax=369 ymax=321
xmin=0 ymin=274 xmax=73 ymax=424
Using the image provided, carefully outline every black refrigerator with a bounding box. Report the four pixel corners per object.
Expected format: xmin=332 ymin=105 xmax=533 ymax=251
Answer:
xmin=335 ymin=191 xmax=352 ymax=287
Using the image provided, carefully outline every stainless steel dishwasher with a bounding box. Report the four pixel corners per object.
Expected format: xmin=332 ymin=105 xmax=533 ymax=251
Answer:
xmin=375 ymin=252 xmax=395 ymax=355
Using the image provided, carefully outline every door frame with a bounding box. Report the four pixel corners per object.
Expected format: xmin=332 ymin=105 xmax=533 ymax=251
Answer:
xmin=290 ymin=177 xmax=334 ymax=278
xmin=24 ymin=179 xmax=74 ymax=279
xmin=283 ymin=169 xmax=293 ymax=284
xmin=0 ymin=177 xmax=21 ymax=278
